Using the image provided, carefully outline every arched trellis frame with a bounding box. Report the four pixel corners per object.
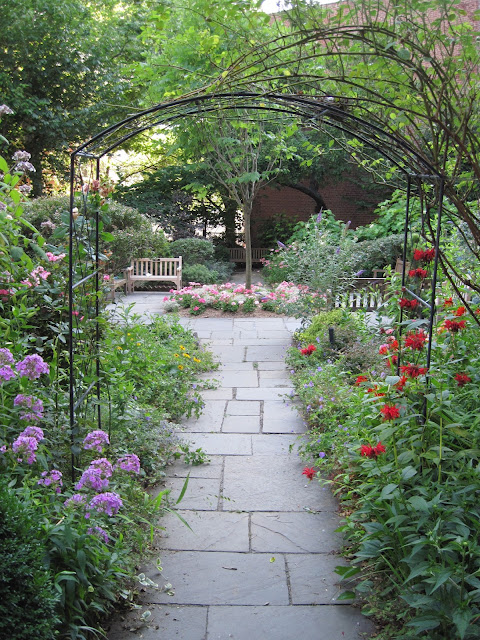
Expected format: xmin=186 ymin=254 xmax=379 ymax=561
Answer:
xmin=68 ymin=91 xmax=446 ymax=474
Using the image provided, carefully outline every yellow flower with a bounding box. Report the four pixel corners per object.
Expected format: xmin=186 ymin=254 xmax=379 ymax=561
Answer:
xmin=117 ymin=346 xmax=122 ymax=350
xmin=174 ymin=353 xmax=180 ymax=358
xmin=194 ymin=357 xmax=201 ymax=363
xmin=136 ymin=342 xmax=141 ymax=346
xmin=127 ymin=333 xmax=131 ymax=336
xmin=183 ymin=353 xmax=191 ymax=358
xmin=179 ymin=345 xmax=185 ymax=350
xmin=178 ymin=364 xmax=184 ymax=370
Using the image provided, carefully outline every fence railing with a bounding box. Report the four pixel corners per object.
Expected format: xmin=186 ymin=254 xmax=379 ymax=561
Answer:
xmin=334 ymin=278 xmax=387 ymax=311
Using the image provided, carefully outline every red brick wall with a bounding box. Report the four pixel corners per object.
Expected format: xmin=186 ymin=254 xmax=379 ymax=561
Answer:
xmin=251 ymin=176 xmax=380 ymax=245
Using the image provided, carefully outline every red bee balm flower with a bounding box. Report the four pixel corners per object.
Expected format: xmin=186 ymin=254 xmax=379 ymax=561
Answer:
xmin=408 ymin=268 xmax=428 ymax=279
xmin=443 ymin=297 xmax=454 ymax=307
xmin=380 ymin=404 xmax=401 ymax=420
xmin=444 ymin=319 xmax=466 ymax=333
xmin=400 ymin=364 xmax=428 ymax=378
xmin=454 ymin=306 xmax=466 ymax=317
xmin=399 ymin=298 xmax=419 ymax=310
xmin=302 ymin=467 xmax=316 ymax=480
xmin=395 ymin=376 xmax=408 ymax=391
xmin=360 ymin=442 xmax=386 ymax=458
xmin=405 ymin=330 xmax=427 ymax=350
xmin=455 ymin=373 xmax=471 ymax=387
xmin=355 ymin=375 xmax=368 ymax=386
xmin=300 ymin=344 xmax=317 ymax=356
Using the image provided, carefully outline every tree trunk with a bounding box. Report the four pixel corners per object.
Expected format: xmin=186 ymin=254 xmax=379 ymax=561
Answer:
xmin=27 ymin=145 xmax=44 ymax=197
xmin=244 ymin=203 xmax=252 ymax=289
xmin=223 ymin=199 xmax=237 ymax=246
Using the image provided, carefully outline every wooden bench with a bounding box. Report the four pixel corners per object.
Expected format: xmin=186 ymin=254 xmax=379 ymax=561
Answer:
xmin=109 ymin=267 xmax=132 ymax=301
xmin=128 ymin=257 xmax=182 ymax=292
xmin=228 ymin=247 xmax=270 ymax=263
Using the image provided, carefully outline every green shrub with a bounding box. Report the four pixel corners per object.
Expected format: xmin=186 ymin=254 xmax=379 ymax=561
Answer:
xmin=351 ymin=233 xmax=404 ymax=276
xmin=170 ymin=237 xmax=215 ymax=266
xmin=183 ymin=263 xmax=220 ymax=284
xmin=256 ymin=212 xmax=299 ymax=247
xmin=0 ymin=481 xmax=59 ymax=640
xmin=297 ymin=309 xmax=353 ymax=343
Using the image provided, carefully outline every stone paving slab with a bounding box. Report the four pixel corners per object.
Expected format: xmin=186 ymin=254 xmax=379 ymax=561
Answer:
xmin=158 ymin=511 xmax=250 ymax=552
xmin=206 ymin=346 xmax=246 ymax=362
xmin=163 ymin=477 xmax=222 ymax=511
xmin=167 ymin=457 xmax=224 ymax=479
xmin=263 ymin=401 xmax=306 ymax=433
xmin=256 ymin=361 xmax=289 ymax=370
xmin=220 ymin=362 xmax=255 ymax=371
xmin=181 ymin=433 xmax=252 ymax=456
xmin=236 ymin=387 xmax=293 ymax=401
xmin=251 ymin=512 xmax=342 ymax=553
xmin=207 ymin=605 xmax=373 ymax=640
xmin=222 ymin=455 xmax=338 ymax=512
xmin=251 ymin=434 xmax=300 ymax=455
xmin=287 ymin=553 xmax=352 ymax=604
xmin=201 ymin=388 xmax=234 ymax=400
xmin=222 ymin=415 xmax=260 ymax=433
xmin=182 ymin=400 xmax=226 ymax=433
xmin=245 ymin=345 xmax=289 ymax=361
xmin=143 ymin=551 xmax=289 ymax=606
xmin=219 ymin=370 xmax=259 ymax=387
xmin=259 ymin=370 xmax=291 ymax=380
xmin=107 ymin=604 xmax=207 ymax=640
xmin=225 ymin=400 xmax=261 ymax=415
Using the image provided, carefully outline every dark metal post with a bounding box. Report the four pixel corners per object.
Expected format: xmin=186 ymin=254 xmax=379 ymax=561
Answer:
xmin=426 ymin=179 xmax=444 ymax=370
xmin=69 ymin=154 xmax=76 ymax=481
xmin=95 ymin=158 xmax=102 ymax=429
xmin=397 ymin=176 xmax=412 ymax=375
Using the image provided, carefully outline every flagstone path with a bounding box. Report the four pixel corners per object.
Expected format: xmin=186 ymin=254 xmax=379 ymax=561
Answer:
xmin=107 ymin=301 xmax=374 ymax=640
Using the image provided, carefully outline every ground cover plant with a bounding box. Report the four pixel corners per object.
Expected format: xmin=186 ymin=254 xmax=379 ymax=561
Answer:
xmin=289 ymin=250 xmax=480 ymax=639
xmin=164 ymin=280 xmax=328 ymax=316
xmin=0 ymin=135 xmax=217 ymax=639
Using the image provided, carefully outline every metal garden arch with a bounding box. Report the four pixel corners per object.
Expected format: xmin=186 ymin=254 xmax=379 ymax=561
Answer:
xmin=68 ymin=91 xmax=446 ymax=471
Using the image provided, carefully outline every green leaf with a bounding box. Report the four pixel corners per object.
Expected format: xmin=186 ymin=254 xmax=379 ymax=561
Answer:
xmin=380 ymin=483 xmax=398 ymax=499
xmin=337 ymin=590 xmax=356 ymax=600
xmin=406 ymin=615 xmax=441 ymax=631
xmin=401 ymin=466 xmax=417 ymax=481
xmin=408 ymin=495 xmax=430 ymax=512
xmin=175 ymin=473 xmax=190 ymax=504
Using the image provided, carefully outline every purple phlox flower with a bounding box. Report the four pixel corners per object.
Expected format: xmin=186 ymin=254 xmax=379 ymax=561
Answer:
xmin=306 ymin=405 xmax=311 ymax=412
xmin=12 ymin=150 xmax=31 ymax=162
xmin=64 ymin=493 xmax=87 ymax=508
xmin=12 ymin=435 xmax=38 ymax=464
xmin=355 ymin=270 xmax=365 ymax=277
xmin=0 ymin=444 xmax=7 ymax=453
xmin=335 ymin=247 xmax=341 ymax=255
xmin=14 ymin=394 xmax=44 ymax=421
xmin=16 ymin=354 xmax=49 ymax=380
xmin=114 ymin=453 xmax=141 ymax=474
xmin=0 ymin=348 xmax=14 ymax=366
xmin=18 ymin=184 xmax=32 ymax=195
xmin=0 ymin=104 xmax=14 ymax=116
xmin=308 ymin=381 xmax=314 ymax=387
xmin=38 ymin=469 xmax=63 ymax=492
xmin=317 ymin=366 xmax=322 ymax=372
xmin=318 ymin=452 xmax=326 ymax=458
xmin=88 ymin=492 xmax=123 ymax=517
xmin=89 ymin=458 xmax=113 ymax=477
xmin=316 ymin=209 xmax=323 ymax=223
xmin=0 ymin=365 xmax=16 ymax=382
xmin=83 ymin=429 xmax=110 ymax=452
xmin=277 ymin=241 xmax=287 ymax=249
xmin=20 ymin=425 xmax=44 ymax=441
xmin=316 ymin=337 xmax=320 ymax=343
xmin=14 ymin=161 xmax=35 ymax=173
xmin=75 ymin=467 xmax=110 ymax=492
xmin=87 ymin=526 xmax=109 ymax=544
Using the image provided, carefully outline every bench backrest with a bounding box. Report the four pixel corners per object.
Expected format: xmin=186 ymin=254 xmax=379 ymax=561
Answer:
xmin=131 ymin=257 xmax=182 ymax=277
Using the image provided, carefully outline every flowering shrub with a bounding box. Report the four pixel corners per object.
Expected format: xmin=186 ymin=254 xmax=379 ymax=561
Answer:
xmin=166 ymin=280 xmax=321 ymax=316
xmin=289 ymin=272 xmax=480 ymax=638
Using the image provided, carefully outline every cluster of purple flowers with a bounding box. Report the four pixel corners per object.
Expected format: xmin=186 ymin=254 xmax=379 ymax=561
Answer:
xmin=38 ymin=469 xmax=63 ymax=493
xmin=87 ymin=526 xmax=109 ymax=544
xmin=12 ymin=435 xmax=38 ymax=464
xmin=12 ymin=150 xmax=35 ymax=173
xmin=64 ymin=493 xmax=87 ymax=508
xmin=83 ymin=430 xmax=110 ymax=452
xmin=16 ymin=354 xmax=49 ymax=380
xmin=114 ymin=453 xmax=140 ymax=474
xmin=14 ymin=394 xmax=44 ymax=422
xmin=75 ymin=467 xmax=110 ymax=492
xmin=0 ymin=348 xmax=16 ymax=383
xmin=87 ymin=492 xmax=123 ymax=517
